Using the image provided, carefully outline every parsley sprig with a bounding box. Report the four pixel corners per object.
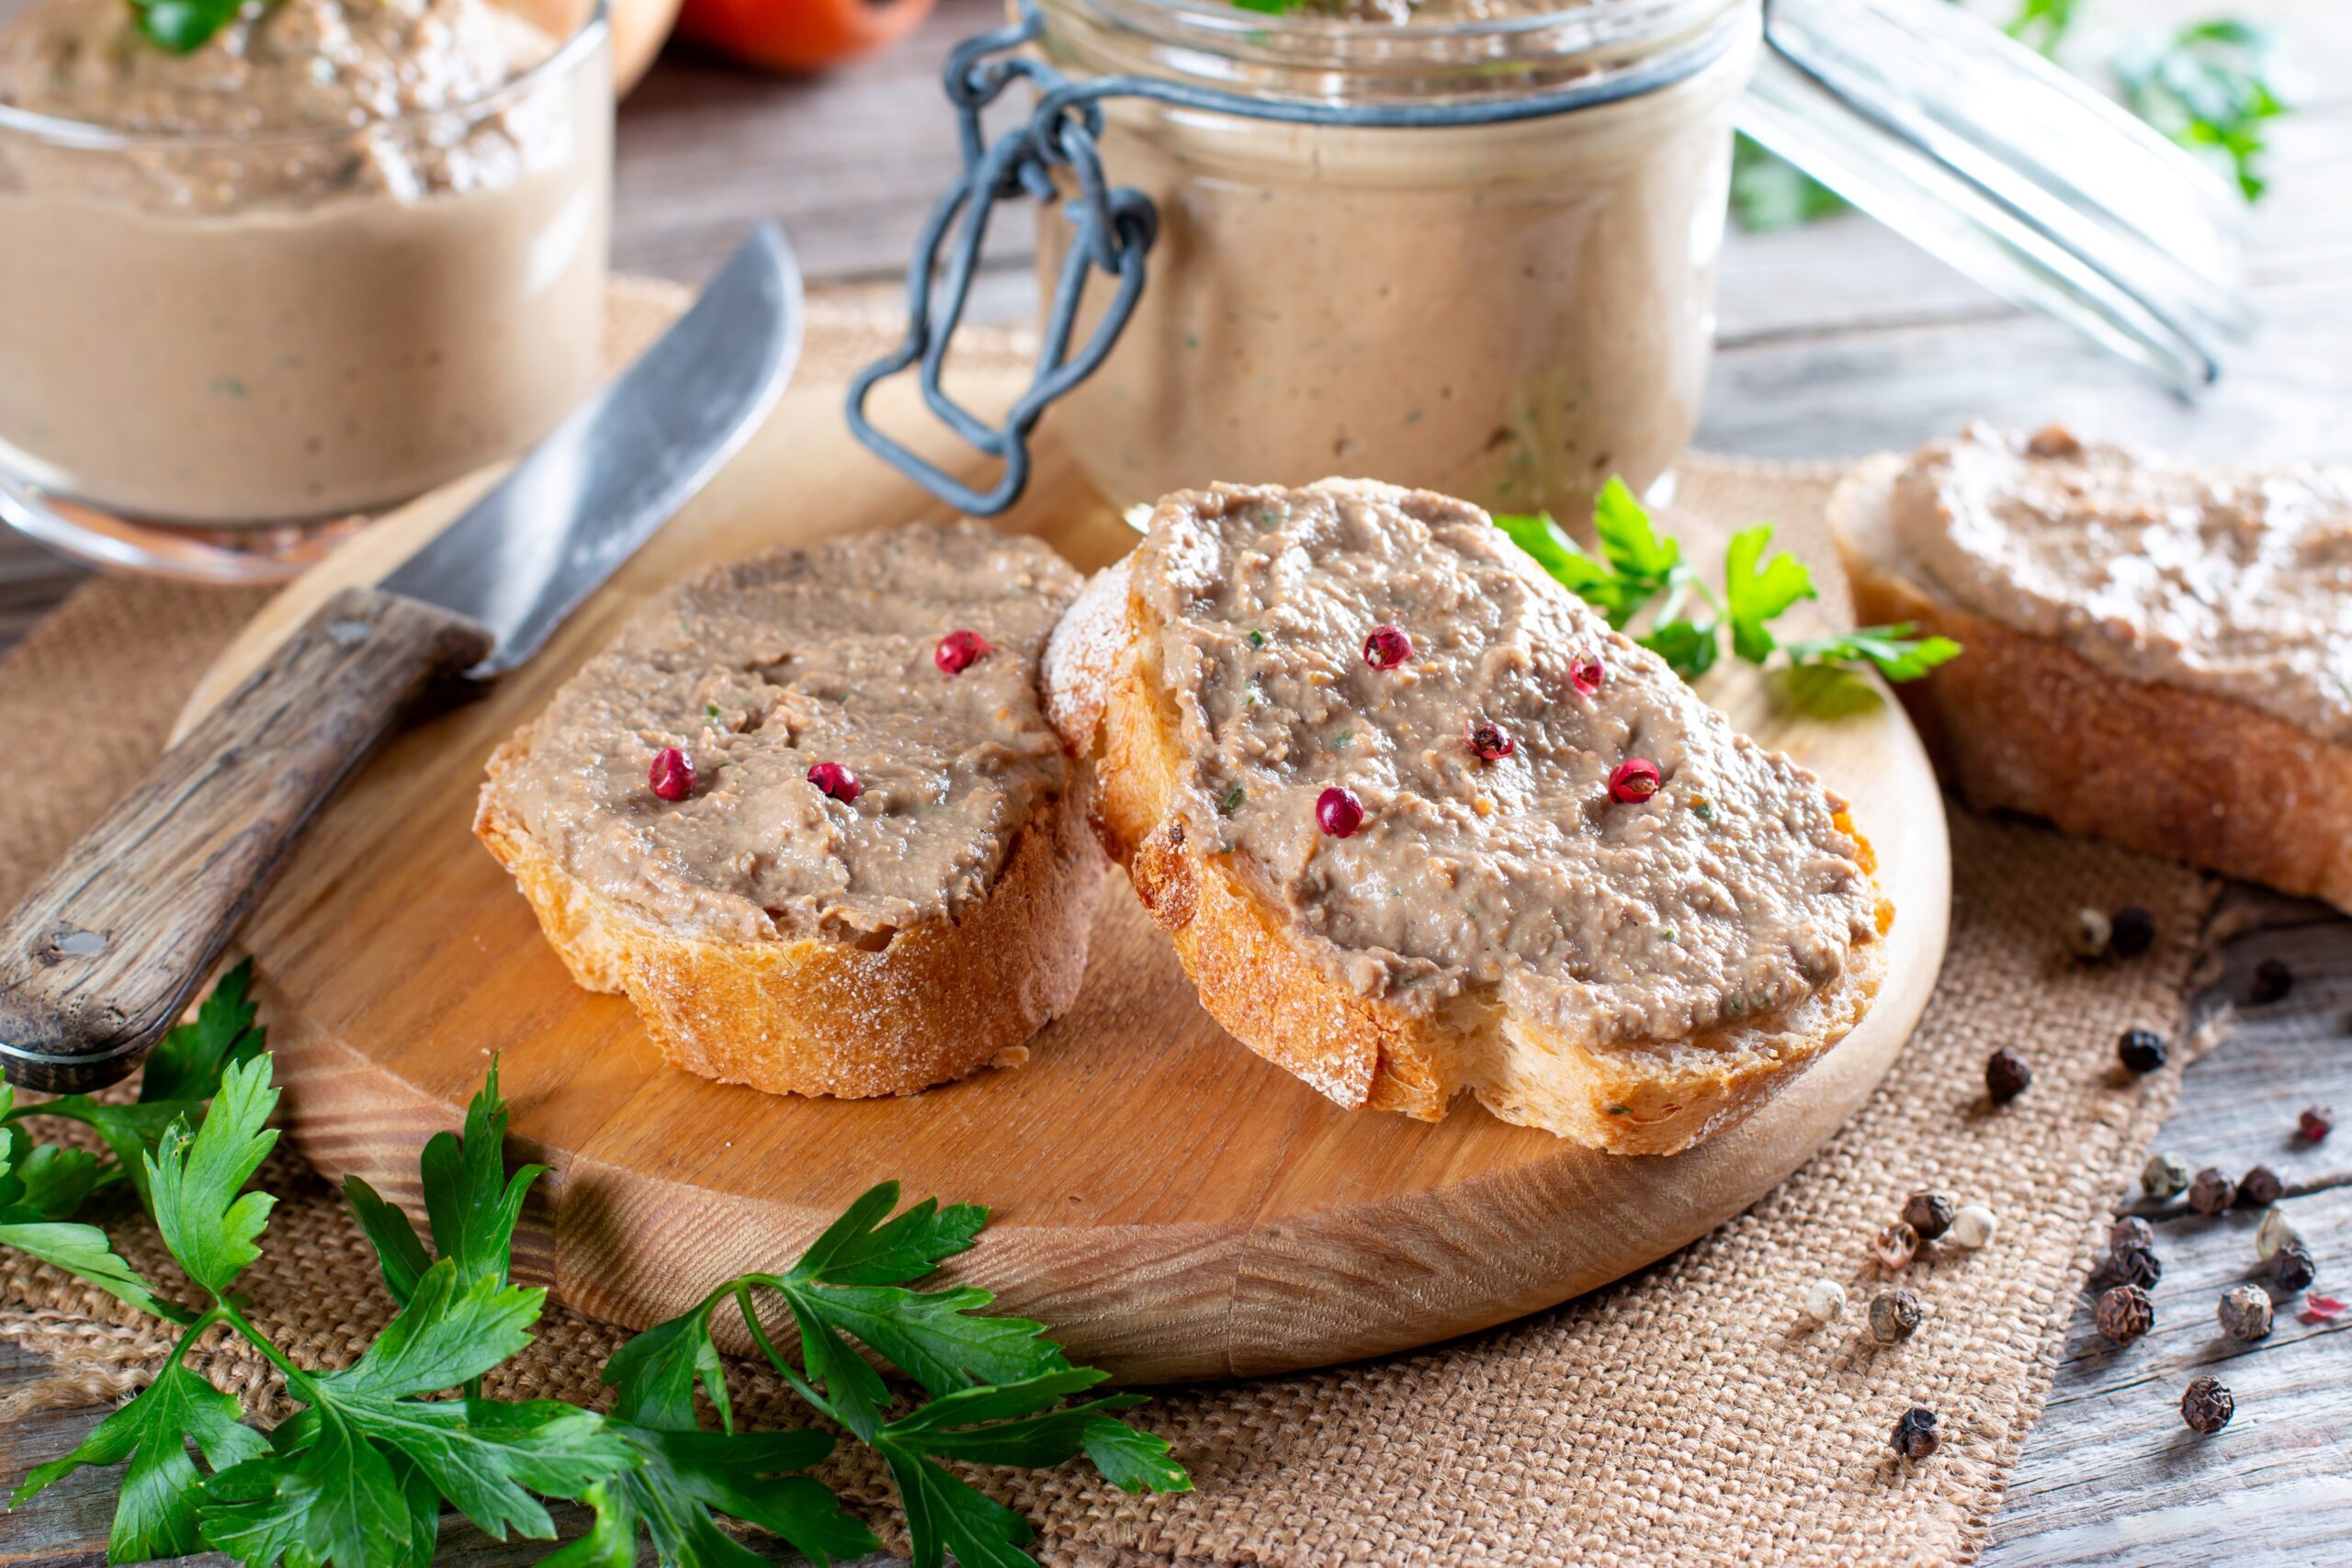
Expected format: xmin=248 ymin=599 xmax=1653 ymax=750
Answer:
xmin=1495 ymin=477 xmax=1960 ymax=686
xmin=2114 ymin=19 xmax=2287 ymax=202
xmin=128 ymin=0 xmax=247 ymax=55
xmin=3 ymin=967 xmax=1188 ymax=1566
xmin=1731 ymin=2 xmax=2290 ymax=229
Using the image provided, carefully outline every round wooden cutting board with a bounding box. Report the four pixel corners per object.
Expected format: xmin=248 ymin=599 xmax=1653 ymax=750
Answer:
xmin=179 ymin=367 xmax=1950 ymax=1384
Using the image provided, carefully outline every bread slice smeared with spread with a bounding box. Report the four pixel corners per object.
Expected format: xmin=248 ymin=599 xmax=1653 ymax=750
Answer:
xmin=1834 ymin=423 xmax=2352 ymax=913
xmin=1046 ymin=479 xmax=1891 ymax=1155
xmin=477 ymin=520 xmax=1103 ymax=1098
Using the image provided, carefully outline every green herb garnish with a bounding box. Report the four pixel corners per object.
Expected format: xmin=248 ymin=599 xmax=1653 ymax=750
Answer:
xmin=130 ymin=0 xmax=248 ymax=54
xmin=1248 ymin=629 xmax=1267 ymax=649
xmin=1219 ymin=783 xmax=1246 ymax=814
xmin=3 ymin=969 xmax=1189 ymax=1567
xmin=1732 ymin=1 xmax=2286 ymax=229
xmin=1494 ymin=482 xmax=1959 ymax=689
xmin=1782 ymin=623 xmax=1963 ymax=682
xmin=1728 ymin=133 xmax=1850 ymax=232
xmin=2004 ymin=0 xmax=2075 ymax=55
xmin=2115 ymin=19 xmax=2286 ymax=201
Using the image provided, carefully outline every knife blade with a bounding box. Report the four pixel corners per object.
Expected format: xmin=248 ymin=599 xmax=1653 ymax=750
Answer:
xmin=0 ymin=224 xmax=804 ymax=1094
xmin=385 ymin=224 xmax=802 ymax=676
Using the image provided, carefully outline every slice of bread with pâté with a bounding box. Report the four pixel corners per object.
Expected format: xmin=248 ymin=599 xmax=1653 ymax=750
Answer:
xmin=477 ymin=519 xmax=1103 ymax=1098
xmin=1832 ymin=423 xmax=2352 ymax=913
xmin=1045 ymin=478 xmax=1891 ymax=1156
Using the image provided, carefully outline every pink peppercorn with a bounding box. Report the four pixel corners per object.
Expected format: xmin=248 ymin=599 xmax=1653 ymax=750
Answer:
xmin=1609 ymin=758 xmax=1661 ymax=804
xmin=807 ymin=761 xmax=862 ymax=804
xmin=649 ymin=747 xmax=695 ymax=802
xmin=935 ymin=629 xmax=992 ymax=675
xmin=1363 ymin=625 xmax=1412 ymax=671
xmin=1467 ymin=719 xmax=1516 ymax=761
xmin=1317 ymin=786 xmax=1365 ymax=838
xmin=1569 ymin=652 xmax=1606 ymax=697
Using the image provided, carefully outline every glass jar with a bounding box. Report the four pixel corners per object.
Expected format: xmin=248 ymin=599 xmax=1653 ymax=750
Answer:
xmin=1030 ymin=0 xmax=1754 ymax=525
xmin=0 ymin=0 xmax=612 ymax=578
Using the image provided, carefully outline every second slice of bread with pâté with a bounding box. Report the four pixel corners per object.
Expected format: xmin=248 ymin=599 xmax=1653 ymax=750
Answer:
xmin=1046 ymin=479 xmax=1890 ymax=1156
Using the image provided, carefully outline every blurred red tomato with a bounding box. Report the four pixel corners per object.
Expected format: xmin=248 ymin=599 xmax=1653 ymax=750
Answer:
xmin=676 ymin=0 xmax=936 ymax=71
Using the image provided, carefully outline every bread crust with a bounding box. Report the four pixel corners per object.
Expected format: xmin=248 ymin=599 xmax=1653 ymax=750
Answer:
xmin=1831 ymin=455 xmax=2352 ymax=915
xmin=1047 ymin=554 xmax=1889 ymax=1156
xmin=477 ymin=737 xmax=1105 ymax=1098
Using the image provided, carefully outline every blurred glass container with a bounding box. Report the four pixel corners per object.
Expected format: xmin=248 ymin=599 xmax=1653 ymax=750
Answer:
xmin=853 ymin=0 xmax=2248 ymax=525
xmin=1033 ymin=0 xmax=1755 ymax=526
xmin=0 ymin=0 xmax=612 ymax=580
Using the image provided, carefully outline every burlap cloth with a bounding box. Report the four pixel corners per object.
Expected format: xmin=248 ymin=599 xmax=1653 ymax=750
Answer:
xmin=0 ymin=286 xmax=2220 ymax=1566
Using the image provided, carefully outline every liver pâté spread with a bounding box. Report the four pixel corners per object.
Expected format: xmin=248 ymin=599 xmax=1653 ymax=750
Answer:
xmin=490 ymin=523 xmax=1083 ymax=944
xmin=0 ymin=0 xmax=607 ymax=524
xmin=1891 ymin=423 xmax=2352 ymax=743
xmin=1133 ymin=480 xmax=1880 ymax=1045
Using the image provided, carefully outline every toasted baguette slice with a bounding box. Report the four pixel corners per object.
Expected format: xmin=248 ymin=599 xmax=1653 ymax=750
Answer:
xmin=478 ymin=522 xmax=1104 ymax=1098
xmin=1832 ymin=450 xmax=2352 ymax=914
xmin=1046 ymin=480 xmax=1890 ymax=1156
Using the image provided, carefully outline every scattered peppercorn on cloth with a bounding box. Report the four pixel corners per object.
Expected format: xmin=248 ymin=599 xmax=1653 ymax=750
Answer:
xmin=0 ymin=280 xmax=2222 ymax=1567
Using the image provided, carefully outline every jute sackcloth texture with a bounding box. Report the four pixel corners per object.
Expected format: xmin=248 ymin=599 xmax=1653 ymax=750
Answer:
xmin=0 ymin=281 xmax=2221 ymax=1565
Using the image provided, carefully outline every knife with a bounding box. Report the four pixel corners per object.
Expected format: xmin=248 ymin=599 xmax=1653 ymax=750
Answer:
xmin=0 ymin=224 xmax=804 ymax=1095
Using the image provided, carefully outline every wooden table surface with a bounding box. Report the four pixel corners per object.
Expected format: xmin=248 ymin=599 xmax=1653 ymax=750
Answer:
xmin=3 ymin=0 xmax=2348 ymax=1562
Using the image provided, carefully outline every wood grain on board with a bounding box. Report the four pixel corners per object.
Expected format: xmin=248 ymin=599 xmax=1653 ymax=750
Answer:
xmin=163 ymin=362 xmax=1948 ymax=1384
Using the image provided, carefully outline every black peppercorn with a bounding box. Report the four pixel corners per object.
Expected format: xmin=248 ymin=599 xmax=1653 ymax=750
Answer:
xmin=2250 ymin=957 xmax=2294 ymax=1004
xmin=2096 ymin=1283 xmax=2155 ymax=1346
xmin=2188 ymin=1166 xmax=2237 ymax=1214
xmin=1891 ymin=1405 xmax=1940 ymax=1461
xmin=2117 ymin=1028 xmax=2168 ymax=1075
xmin=2301 ymin=1104 xmax=2335 ymax=1142
xmin=2181 ymin=1376 xmax=2234 ymax=1435
xmin=2272 ymin=1243 xmax=2319 ymax=1293
xmin=1870 ymin=1289 xmax=1925 ymax=1345
xmin=2109 ymin=1216 xmax=2154 ymax=1254
xmin=2109 ymin=906 xmax=2155 ymax=958
xmin=1985 ymin=1046 xmax=2032 ymax=1104
xmin=1903 ymin=1192 xmax=1957 ymax=1243
xmin=2107 ymin=1240 xmax=2163 ymax=1291
xmin=2218 ymin=1282 xmax=2274 ymax=1342
xmin=2238 ymin=1164 xmax=2285 ymax=1209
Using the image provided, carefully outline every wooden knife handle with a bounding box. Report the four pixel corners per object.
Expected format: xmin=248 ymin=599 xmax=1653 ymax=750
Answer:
xmin=0 ymin=587 xmax=491 ymax=1094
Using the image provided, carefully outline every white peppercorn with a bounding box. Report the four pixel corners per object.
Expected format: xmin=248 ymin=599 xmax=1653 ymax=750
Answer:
xmin=2256 ymin=1207 xmax=2305 ymax=1263
xmin=1949 ymin=1204 xmax=1997 ymax=1250
xmin=1804 ymin=1278 xmax=1848 ymax=1324
xmin=2066 ymin=906 xmax=2112 ymax=960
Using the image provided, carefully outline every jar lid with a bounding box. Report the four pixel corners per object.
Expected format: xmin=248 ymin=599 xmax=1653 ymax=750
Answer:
xmin=1741 ymin=0 xmax=2250 ymax=390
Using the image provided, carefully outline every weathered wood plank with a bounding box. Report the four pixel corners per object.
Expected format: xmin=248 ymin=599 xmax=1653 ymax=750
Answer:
xmin=1983 ymin=902 xmax=2352 ymax=1566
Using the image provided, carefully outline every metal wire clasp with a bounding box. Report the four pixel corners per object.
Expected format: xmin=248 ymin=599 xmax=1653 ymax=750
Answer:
xmin=844 ymin=1 xmax=1156 ymax=516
